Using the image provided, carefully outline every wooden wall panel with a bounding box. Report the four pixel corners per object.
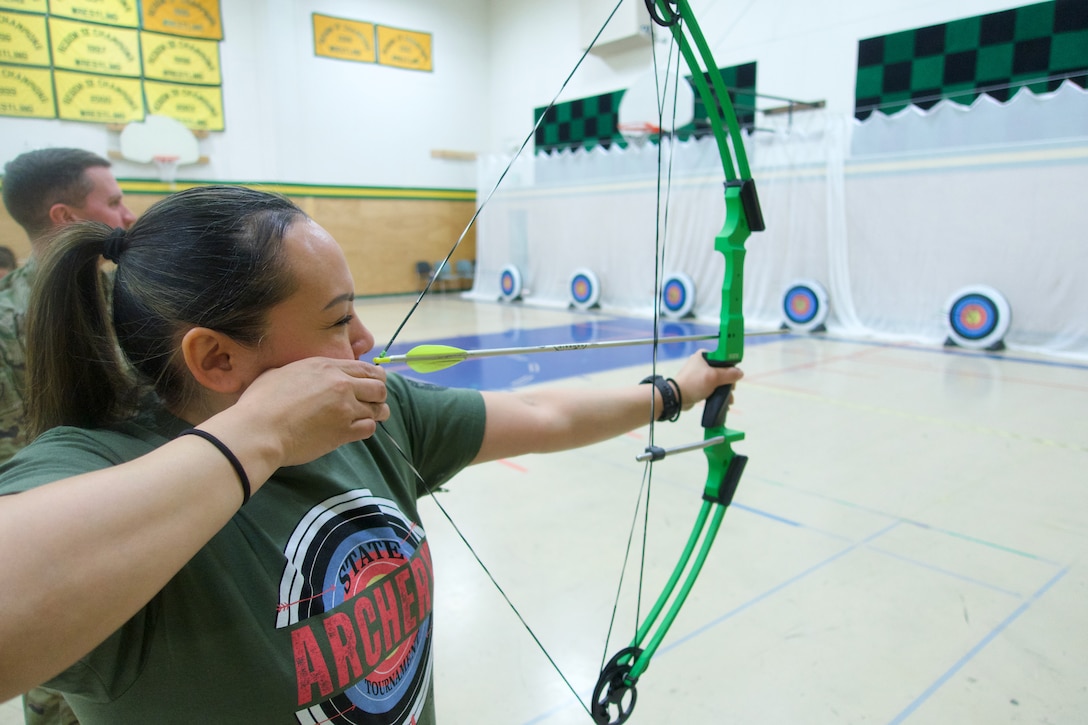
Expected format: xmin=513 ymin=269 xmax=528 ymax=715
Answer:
xmin=297 ymin=196 xmax=476 ymax=297
xmin=0 ymin=190 xmax=475 ymax=296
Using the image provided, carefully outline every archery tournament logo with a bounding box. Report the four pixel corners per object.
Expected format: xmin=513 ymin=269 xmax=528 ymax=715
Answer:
xmin=277 ymin=490 xmax=435 ymax=725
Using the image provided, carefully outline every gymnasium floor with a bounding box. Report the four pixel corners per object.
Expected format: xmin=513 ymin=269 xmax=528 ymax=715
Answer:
xmin=3 ymin=295 xmax=1085 ymax=724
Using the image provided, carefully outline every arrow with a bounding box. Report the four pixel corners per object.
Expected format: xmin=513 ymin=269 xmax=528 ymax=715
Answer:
xmin=373 ymin=330 xmax=786 ymax=373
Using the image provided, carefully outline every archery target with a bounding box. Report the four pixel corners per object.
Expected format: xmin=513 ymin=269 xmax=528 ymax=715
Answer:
xmin=943 ymin=285 xmax=1011 ymax=349
xmin=499 ymin=264 xmax=523 ymax=302
xmin=569 ymin=268 xmax=601 ymax=310
xmin=782 ymin=280 xmax=829 ymax=332
xmin=660 ymin=273 xmax=696 ymax=319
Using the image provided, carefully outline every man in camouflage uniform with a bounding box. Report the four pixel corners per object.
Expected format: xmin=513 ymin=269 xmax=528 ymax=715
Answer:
xmin=0 ymin=246 xmax=15 ymax=277
xmin=0 ymin=148 xmax=137 ymax=725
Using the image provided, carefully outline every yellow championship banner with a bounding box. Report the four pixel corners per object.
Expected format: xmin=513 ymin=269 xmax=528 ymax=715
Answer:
xmin=141 ymin=0 xmax=222 ymax=40
xmin=50 ymin=17 xmax=141 ymax=76
xmin=48 ymin=0 xmax=138 ymax=27
xmin=0 ymin=0 xmax=47 ymax=13
xmin=142 ymin=30 xmax=220 ymax=84
xmin=0 ymin=63 xmax=54 ymax=117
xmin=313 ymin=13 xmax=375 ymax=63
xmin=376 ymin=25 xmax=432 ymax=72
xmin=0 ymin=11 xmax=50 ymax=66
xmin=144 ymin=78 xmax=223 ymax=130
xmin=54 ymin=69 xmax=143 ymax=122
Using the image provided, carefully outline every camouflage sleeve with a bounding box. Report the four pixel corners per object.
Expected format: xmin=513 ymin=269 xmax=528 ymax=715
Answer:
xmin=0 ymin=302 xmax=28 ymax=464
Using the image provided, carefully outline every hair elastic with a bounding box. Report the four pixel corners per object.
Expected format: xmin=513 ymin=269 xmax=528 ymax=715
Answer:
xmin=177 ymin=428 xmax=252 ymax=505
xmin=102 ymin=226 xmax=128 ymax=263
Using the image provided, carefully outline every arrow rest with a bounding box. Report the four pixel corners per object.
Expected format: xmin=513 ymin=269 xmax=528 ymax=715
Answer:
xmin=592 ymin=647 xmax=643 ymax=725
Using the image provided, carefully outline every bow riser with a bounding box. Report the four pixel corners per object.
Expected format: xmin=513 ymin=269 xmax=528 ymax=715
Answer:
xmin=702 ymin=183 xmax=752 ymax=501
xmin=711 ymin=185 xmax=750 ymax=365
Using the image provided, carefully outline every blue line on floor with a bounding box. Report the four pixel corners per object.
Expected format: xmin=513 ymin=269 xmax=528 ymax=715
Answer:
xmin=866 ymin=545 xmax=1026 ymax=599
xmin=731 ymin=502 xmax=803 ymax=527
xmin=727 ymin=495 xmax=1050 ymax=600
xmin=726 ymin=483 xmax=1057 ymax=599
xmin=754 ymin=475 xmax=1059 ymax=565
xmin=521 ymin=521 xmax=901 ymax=725
xmin=657 ymin=520 xmax=902 ymax=656
xmin=885 ymin=566 xmax=1069 ymax=725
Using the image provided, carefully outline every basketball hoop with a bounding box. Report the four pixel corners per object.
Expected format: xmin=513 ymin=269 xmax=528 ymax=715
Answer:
xmin=153 ymin=155 xmax=180 ymax=188
xmin=617 ymin=122 xmax=661 ymax=146
xmin=115 ymin=115 xmax=206 ymax=190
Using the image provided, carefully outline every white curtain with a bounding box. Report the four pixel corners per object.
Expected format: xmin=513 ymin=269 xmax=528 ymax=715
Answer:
xmin=468 ymin=82 xmax=1088 ymax=361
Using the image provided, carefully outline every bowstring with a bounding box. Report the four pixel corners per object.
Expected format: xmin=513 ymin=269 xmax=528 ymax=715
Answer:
xmin=380 ymin=0 xmax=630 ymax=356
xmin=598 ymin=11 xmax=688 ymax=672
xmin=377 ymin=424 xmax=594 ymax=719
xmin=376 ymin=0 xmax=637 ymax=717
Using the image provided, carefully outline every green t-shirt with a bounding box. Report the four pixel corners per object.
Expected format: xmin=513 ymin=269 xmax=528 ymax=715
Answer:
xmin=0 ymin=373 xmax=486 ymax=725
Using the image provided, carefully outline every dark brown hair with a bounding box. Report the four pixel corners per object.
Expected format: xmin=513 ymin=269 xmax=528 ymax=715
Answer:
xmin=26 ymin=185 xmax=305 ymax=436
xmin=1 ymin=148 xmax=111 ymax=239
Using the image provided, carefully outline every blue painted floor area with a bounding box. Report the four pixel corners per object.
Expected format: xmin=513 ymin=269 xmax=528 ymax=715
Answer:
xmin=381 ymin=316 xmax=776 ymax=390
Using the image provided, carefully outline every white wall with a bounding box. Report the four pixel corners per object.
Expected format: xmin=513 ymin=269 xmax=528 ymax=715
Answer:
xmin=1 ymin=0 xmax=491 ymax=189
xmin=0 ymin=0 xmax=1060 ymax=187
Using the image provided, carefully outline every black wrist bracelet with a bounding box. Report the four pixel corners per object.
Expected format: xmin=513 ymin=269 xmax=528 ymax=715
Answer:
xmin=640 ymin=374 xmax=682 ymax=422
xmin=178 ymin=428 xmax=252 ymax=505
xmin=666 ymin=377 xmax=683 ymax=417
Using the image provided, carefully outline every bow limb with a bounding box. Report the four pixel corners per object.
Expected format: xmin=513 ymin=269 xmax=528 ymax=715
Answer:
xmin=591 ymin=2 xmax=764 ymax=723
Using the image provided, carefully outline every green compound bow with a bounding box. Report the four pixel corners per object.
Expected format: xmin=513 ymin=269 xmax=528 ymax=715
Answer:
xmin=590 ymin=2 xmax=765 ymax=723
xmin=374 ymin=2 xmax=765 ymax=721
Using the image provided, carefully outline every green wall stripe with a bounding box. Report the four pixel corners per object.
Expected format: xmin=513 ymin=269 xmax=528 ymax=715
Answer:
xmin=114 ymin=179 xmax=475 ymax=201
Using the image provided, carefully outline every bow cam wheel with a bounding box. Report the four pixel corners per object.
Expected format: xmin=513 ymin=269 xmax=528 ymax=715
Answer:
xmin=591 ymin=647 xmax=642 ymax=725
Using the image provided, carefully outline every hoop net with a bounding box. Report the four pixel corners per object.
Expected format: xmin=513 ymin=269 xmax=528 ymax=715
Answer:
xmin=153 ymin=155 xmax=180 ymax=187
xmin=617 ymin=122 xmax=661 ymax=147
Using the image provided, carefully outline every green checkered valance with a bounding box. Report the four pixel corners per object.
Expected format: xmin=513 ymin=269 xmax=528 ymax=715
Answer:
xmin=534 ymin=63 xmax=757 ymax=154
xmin=856 ymin=0 xmax=1088 ymax=120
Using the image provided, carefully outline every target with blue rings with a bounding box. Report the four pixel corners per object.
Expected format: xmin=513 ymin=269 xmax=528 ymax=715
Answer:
xmin=950 ymin=295 xmax=997 ymax=340
xmin=660 ymin=273 xmax=696 ymax=319
xmin=569 ymin=268 xmax=600 ymax=310
xmin=499 ymin=264 xmax=523 ymax=302
xmin=782 ymin=280 xmax=829 ymax=332
xmin=944 ymin=285 xmax=1011 ymax=350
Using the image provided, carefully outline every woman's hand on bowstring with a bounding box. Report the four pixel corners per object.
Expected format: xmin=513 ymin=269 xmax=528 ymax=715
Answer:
xmin=229 ymin=357 xmax=391 ymax=468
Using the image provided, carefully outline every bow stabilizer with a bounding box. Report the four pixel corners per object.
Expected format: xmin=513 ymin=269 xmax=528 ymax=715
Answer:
xmin=591 ymin=2 xmax=764 ymax=723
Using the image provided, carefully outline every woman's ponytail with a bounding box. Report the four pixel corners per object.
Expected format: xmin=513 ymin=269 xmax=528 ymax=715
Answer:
xmin=26 ymin=222 xmax=138 ymax=437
